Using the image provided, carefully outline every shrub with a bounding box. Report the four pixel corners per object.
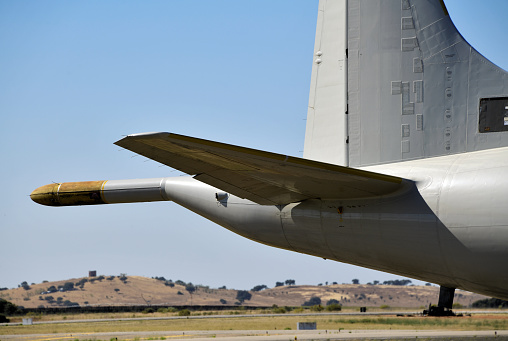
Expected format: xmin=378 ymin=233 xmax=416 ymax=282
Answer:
xmin=310 ymin=305 xmax=324 ymax=311
xmin=178 ymin=309 xmax=190 ymax=316
xmin=142 ymin=308 xmax=154 ymax=314
xmin=326 ymin=303 xmax=342 ymax=311
xmin=177 ymin=291 xmax=184 ymax=295
xmin=114 ymin=288 xmax=120 ymax=292
xmin=220 ymin=299 xmax=227 ymax=304
xmin=380 ymin=304 xmax=390 ymax=309
xmin=0 ymin=314 xmax=9 ymax=323
xmin=272 ymin=305 xmax=286 ymax=314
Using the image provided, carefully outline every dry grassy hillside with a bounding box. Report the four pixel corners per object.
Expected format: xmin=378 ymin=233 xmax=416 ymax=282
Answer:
xmin=0 ymin=275 xmax=487 ymax=309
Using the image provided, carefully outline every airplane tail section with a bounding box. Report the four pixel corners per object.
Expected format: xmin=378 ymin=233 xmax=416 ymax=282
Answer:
xmin=304 ymin=0 xmax=508 ymax=167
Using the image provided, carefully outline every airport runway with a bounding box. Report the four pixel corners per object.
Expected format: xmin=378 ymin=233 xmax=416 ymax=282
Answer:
xmin=1 ymin=329 xmax=508 ymax=341
xmin=3 ymin=310 xmax=506 ymax=327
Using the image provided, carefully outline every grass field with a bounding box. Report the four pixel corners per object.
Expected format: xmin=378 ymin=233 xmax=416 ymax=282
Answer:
xmin=2 ymin=313 xmax=508 ymax=336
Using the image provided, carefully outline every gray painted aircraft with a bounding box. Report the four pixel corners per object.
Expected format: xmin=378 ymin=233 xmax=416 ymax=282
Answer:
xmin=31 ymin=0 xmax=508 ymax=312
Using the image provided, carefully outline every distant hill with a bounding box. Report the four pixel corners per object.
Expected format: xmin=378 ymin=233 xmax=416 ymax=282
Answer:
xmin=0 ymin=275 xmax=487 ymax=309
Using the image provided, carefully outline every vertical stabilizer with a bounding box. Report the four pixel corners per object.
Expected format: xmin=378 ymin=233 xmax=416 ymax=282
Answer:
xmin=303 ymin=0 xmax=348 ymax=166
xmin=305 ymin=0 xmax=508 ymax=167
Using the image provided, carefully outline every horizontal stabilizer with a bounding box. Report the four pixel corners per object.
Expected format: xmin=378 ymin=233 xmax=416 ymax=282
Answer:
xmin=115 ymin=132 xmax=405 ymax=205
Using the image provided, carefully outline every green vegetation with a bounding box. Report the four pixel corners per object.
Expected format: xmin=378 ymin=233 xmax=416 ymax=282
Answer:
xmin=19 ymin=281 xmax=30 ymax=290
xmin=326 ymin=299 xmax=339 ymax=306
xmin=302 ymin=296 xmax=321 ymax=306
xmin=251 ymin=284 xmax=267 ymax=292
xmin=178 ymin=309 xmax=190 ymax=316
xmin=310 ymin=304 xmax=324 ymax=312
xmin=75 ymin=278 xmax=88 ymax=288
xmin=284 ymin=279 xmax=296 ymax=286
xmin=235 ymin=290 xmax=252 ymax=303
xmin=473 ymin=297 xmax=508 ymax=308
xmin=0 ymin=298 xmax=21 ymax=316
xmin=119 ymin=274 xmax=128 ymax=283
xmin=326 ymin=303 xmax=342 ymax=311
xmin=185 ymin=283 xmax=196 ymax=294
xmin=383 ymin=279 xmax=412 ymax=286
xmin=60 ymin=282 xmax=74 ymax=291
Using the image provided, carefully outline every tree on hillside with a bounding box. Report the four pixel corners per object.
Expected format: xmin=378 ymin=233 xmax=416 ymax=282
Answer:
xmin=19 ymin=281 xmax=30 ymax=290
xmin=251 ymin=285 xmax=267 ymax=292
xmin=236 ymin=290 xmax=252 ymax=303
xmin=185 ymin=283 xmax=196 ymax=294
xmin=275 ymin=281 xmax=284 ymax=287
xmin=285 ymin=279 xmax=295 ymax=286
xmin=326 ymin=299 xmax=340 ymax=306
xmin=352 ymin=279 xmax=360 ymax=284
xmin=60 ymin=282 xmax=74 ymax=291
xmin=472 ymin=298 xmax=508 ymax=308
xmin=383 ymin=279 xmax=412 ymax=286
xmin=302 ymin=296 xmax=321 ymax=306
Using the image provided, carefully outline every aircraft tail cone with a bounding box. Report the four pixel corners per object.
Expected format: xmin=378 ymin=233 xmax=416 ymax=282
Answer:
xmin=31 ymin=178 xmax=170 ymax=206
xmin=30 ymin=181 xmax=107 ymax=206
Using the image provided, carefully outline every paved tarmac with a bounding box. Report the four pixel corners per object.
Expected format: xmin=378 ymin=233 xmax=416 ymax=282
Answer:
xmin=1 ymin=329 xmax=508 ymax=341
xmin=2 ymin=310 xmax=506 ymax=327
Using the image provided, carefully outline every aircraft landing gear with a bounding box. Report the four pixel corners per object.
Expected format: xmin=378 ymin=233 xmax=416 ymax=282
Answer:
xmin=423 ymin=286 xmax=456 ymax=316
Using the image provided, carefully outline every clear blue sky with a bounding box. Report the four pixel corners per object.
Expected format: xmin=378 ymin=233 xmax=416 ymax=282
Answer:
xmin=1 ymin=0 xmax=507 ymax=291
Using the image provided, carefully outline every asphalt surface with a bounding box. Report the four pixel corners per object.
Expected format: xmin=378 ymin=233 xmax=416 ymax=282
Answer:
xmin=1 ymin=329 xmax=508 ymax=341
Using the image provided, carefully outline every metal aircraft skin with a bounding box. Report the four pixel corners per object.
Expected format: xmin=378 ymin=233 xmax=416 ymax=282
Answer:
xmin=32 ymin=0 xmax=508 ymax=302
